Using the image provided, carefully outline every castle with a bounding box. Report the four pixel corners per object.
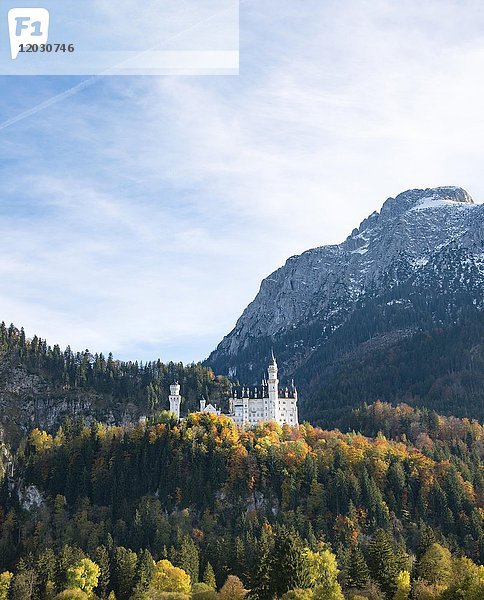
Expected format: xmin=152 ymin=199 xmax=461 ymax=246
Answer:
xmin=167 ymin=354 xmax=298 ymax=427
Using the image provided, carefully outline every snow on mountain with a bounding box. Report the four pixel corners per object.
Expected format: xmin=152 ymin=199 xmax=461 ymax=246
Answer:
xmin=207 ymin=187 xmax=483 ymax=387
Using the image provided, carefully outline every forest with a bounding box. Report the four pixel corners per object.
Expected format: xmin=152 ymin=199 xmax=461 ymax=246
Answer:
xmin=0 ymin=404 xmax=482 ymax=599
xmin=0 ymin=321 xmax=232 ymax=438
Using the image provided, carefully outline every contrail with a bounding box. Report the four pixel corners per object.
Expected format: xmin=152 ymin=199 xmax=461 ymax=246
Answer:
xmin=0 ymin=0 xmax=241 ymax=132
xmin=0 ymin=77 xmax=99 ymax=131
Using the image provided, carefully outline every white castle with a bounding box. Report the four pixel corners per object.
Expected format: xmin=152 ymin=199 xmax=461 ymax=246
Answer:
xmin=167 ymin=354 xmax=298 ymax=427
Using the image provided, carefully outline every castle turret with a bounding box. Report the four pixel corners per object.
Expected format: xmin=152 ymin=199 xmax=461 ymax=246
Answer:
xmin=267 ymin=351 xmax=279 ymax=421
xmin=169 ymin=381 xmax=182 ymax=419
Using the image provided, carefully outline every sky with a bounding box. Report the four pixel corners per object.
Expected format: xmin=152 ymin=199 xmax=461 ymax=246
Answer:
xmin=1 ymin=0 xmax=484 ymax=363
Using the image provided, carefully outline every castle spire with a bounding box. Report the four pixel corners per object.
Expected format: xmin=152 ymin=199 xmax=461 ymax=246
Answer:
xmin=267 ymin=351 xmax=279 ymax=421
xmin=270 ymin=348 xmax=277 ymax=366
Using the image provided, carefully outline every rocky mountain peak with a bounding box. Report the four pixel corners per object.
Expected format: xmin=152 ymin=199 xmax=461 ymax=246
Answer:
xmin=379 ymin=186 xmax=474 ymax=219
xmin=207 ymin=185 xmax=483 ymax=389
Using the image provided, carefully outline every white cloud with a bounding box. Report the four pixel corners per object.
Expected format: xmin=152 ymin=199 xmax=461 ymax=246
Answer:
xmin=1 ymin=0 xmax=484 ymax=362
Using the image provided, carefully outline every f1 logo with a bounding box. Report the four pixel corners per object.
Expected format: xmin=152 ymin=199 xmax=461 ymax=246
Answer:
xmin=8 ymin=8 xmax=50 ymax=59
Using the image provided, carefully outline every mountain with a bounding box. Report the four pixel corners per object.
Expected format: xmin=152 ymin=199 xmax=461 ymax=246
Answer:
xmin=207 ymin=186 xmax=484 ymax=424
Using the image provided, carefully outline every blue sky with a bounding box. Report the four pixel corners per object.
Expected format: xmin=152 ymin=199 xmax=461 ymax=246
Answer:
xmin=1 ymin=0 xmax=484 ymax=363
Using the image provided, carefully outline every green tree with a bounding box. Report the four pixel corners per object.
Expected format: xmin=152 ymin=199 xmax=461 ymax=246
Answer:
xmin=304 ymin=546 xmax=344 ymax=600
xmin=415 ymin=543 xmax=452 ymax=587
xmin=132 ymin=549 xmax=155 ymax=597
xmin=56 ymin=545 xmax=86 ymax=594
xmin=270 ymin=529 xmax=310 ymax=597
xmin=55 ymin=590 xmax=89 ymax=600
xmin=347 ymin=546 xmax=370 ymax=589
xmin=93 ymin=545 xmax=111 ymax=599
xmin=440 ymin=557 xmax=484 ymax=600
xmin=11 ymin=566 xmax=37 ymax=600
xmin=191 ymin=582 xmax=218 ymax=599
xmin=36 ymin=548 xmax=57 ymax=599
xmin=281 ymin=590 xmax=313 ymax=599
xmin=113 ymin=547 xmax=138 ymax=600
xmin=202 ymin=562 xmax=216 ymax=590
xmin=367 ymin=530 xmax=399 ymax=597
xmin=312 ymin=583 xmax=344 ymax=600
xmin=249 ymin=532 xmax=273 ymax=600
xmin=175 ymin=535 xmax=200 ymax=584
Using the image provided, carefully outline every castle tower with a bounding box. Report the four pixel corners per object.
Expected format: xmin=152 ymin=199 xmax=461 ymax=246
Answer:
xmin=292 ymin=379 xmax=299 ymax=425
xmin=267 ymin=351 xmax=279 ymax=421
xmin=169 ymin=381 xmax=182 ymax=419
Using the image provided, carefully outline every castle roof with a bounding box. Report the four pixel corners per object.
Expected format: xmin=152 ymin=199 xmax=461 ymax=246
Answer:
xmin=232 ymin=384 xmax=296 ymax=399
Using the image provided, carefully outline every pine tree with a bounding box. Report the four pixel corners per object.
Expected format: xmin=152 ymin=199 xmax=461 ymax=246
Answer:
xmin=112 ymin=547 xmax=137 ymax=600
xmin=270 ymin=529 xmax=310 ymax=598
xmin=203 ymin=562 xmax=216 ymax=589
xmin=175 ymin=535 xmax=200 ymax=584
xmin=416 ymin=525 xmax=437 ymax=559
xmin=35 ymin=548 xmax=56 ymax=597
xmin=250 ymin=532 xmax=274 ymax=600
xmin=93 ymin=545 xmax=110 ymax=599
xmin=367 ymin=530 xmax=399 ymax=597
xmin=132 ymin=549 xmax=155 ymax=596
xmin=347 ymin=546 xmax=370 ymax=589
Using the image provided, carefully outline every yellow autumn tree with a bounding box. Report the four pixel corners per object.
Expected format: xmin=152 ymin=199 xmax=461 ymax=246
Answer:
xmin=149 ymin=560 xmax=191 ymax=595
xmin=0 ymin=572 xmax=13 ymax=600
xmin=55 ymin=590 xmax=89 ymax=600
xmin=66 ymin=558 xmax=100 ymax=596
xmin=394 ymin=570 xmax=410 ymax=600
xmin=304 ymin=547 xmax=344 ymax=600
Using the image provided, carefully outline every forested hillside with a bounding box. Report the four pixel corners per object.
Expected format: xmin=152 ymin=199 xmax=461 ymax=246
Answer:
xmin=0 ymin=405 xmax=482 ymax=599
xmin=300 ymin=312 xmax=484 ymax=427
xmin=0 ymin=322 xmax=231 ymax=445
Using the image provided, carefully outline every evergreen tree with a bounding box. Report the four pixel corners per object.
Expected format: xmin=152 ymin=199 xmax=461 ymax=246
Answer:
xmin=269 ymin=529 xmax=310 ymax=598
xmin=249 ymin=533 xmax=273 ymax=600
xmin=175 ymin=535 xmax=200 ymax=584
xmin=35 ymin=548 xmax=56 ymax=598
xmin=367 ymin=530 xmax=399 ymax=597
xmin=347 ymin=545 xmax=370 ymax=589
xmin=202 ymin=562 xmax=216 ymax=589
xmin=416 ymin=525 xmax=437 ymax=559
xmin=132 ymin=549 xmax=154 ymax=597
xmin=93 ymin=546 xmax=110 ymax=599
xmin=112 ymin=547 xmax=137 ymax=600
xmin=10 ymin=563 xmax=37 ymax=600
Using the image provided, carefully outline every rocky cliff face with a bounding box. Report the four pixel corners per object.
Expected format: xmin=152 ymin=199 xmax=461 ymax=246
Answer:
xmin=207 ymin=187 xmax=484 ymax=421
xmin=0 ymin=354 xmax=141 ymax=447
